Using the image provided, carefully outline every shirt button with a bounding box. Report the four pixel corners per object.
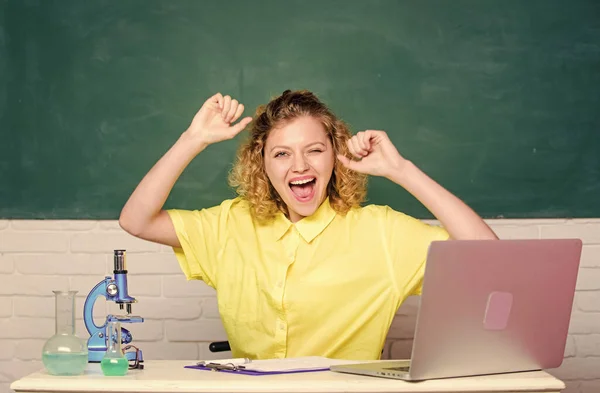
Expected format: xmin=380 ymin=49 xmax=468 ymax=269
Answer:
xmin=277 ymin=319 xmax=286 ymax=330
xmin=276 ymin=281 xmax=283 ymax=288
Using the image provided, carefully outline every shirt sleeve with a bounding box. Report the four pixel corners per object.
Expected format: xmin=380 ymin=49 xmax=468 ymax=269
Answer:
xmin=166 ymin=200 xmax=232 ymax=288
xmin=384 ymin=206 xmax=450 ymax=298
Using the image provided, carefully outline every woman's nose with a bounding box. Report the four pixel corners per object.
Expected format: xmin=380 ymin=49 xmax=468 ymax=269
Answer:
xmin=292 ymin=155 xmax=309 ymax=172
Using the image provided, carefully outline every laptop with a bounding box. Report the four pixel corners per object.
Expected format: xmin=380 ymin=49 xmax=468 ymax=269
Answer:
xmin=330 ymin=238 xmax=582 ymax=381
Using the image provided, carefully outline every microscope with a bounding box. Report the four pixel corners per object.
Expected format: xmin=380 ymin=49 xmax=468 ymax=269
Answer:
xmin=84 ymin=249 xmax=144 ymax=364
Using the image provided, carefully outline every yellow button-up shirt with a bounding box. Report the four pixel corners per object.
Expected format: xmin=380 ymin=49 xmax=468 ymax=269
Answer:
xmin=167 ymin=197 xmax=448 ymax=360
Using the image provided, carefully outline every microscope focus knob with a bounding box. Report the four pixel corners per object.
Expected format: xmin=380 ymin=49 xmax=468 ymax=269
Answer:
xmin=107 ymin=283 xmax=118 ymax=296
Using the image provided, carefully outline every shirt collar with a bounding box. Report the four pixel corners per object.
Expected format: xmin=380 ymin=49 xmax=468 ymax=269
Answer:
xmin=272 ymin=197 xmax=337 ymax=243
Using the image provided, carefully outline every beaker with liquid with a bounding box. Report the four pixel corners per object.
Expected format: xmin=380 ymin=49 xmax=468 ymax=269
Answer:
xmin=101 ymin=321 xmax=128 ymax=376
xmin=42 ymin=290 xmax=88 ymax=376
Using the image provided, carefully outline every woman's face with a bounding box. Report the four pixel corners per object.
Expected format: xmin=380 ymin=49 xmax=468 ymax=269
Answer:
xmin=264 ymin=116 xmax=335 ymax=223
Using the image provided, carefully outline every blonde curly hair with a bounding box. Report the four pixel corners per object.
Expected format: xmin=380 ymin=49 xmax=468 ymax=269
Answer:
xmin=228 ymin=89 xmax=367 ymax=221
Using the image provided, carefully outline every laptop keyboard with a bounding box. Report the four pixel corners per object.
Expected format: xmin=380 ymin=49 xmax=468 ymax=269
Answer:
xmin=384 ymin=366 xmax=410 ymax=372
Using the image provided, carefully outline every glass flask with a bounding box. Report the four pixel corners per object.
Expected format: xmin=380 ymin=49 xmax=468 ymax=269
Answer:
xmin=100 ymin=321 xmax=128 ymax=376
xmin=41 ymin=290 xmax=88 ymax=376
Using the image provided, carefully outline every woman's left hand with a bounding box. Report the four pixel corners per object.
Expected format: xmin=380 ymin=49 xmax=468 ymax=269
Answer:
xmin=337 ymin=130 xmax=408 ymax=179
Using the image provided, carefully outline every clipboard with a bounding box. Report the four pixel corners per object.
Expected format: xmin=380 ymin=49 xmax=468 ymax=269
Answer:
xmin=184 ymin=356 xmax=351 ymax=376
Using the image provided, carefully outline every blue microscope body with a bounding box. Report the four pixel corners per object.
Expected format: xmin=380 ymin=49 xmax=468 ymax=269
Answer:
xmin=84 ymin=250 xmax=144 ymax=363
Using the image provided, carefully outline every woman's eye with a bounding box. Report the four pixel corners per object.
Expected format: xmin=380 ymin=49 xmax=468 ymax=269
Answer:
xmin=275 ymin=152 xmax=288 ymax=158
xmin=309 ymin=149 xmax=323 ymax=154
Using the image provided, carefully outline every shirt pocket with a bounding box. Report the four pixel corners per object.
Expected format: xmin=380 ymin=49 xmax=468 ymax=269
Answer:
xmin=215 ymin=238 xmax=262 ymax=325
xmin=216 ymin=271 xmax=265 ymax=357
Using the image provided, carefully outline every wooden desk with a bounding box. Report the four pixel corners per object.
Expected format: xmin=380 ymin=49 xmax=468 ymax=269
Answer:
xmin=10 ymin=360 xmax=565 ymax=393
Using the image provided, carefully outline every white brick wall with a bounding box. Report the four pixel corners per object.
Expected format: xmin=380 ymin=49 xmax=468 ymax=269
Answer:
xmin=1 ymin=219 xmax=599 ymax=393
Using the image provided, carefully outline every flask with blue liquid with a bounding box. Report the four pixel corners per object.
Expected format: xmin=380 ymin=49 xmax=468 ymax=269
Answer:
xmin=41 ymin=291 xmax=88 ymax=376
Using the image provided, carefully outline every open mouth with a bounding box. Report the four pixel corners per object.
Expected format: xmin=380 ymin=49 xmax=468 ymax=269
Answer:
xmin=289 ymin=177 xmax=316 ymax=202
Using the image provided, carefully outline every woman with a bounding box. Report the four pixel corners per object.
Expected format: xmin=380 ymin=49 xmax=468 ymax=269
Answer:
xmin=119 ymin=90 xmax=497 ymax=360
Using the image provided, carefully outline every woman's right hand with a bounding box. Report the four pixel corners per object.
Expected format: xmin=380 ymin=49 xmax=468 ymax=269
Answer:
xmin=184 ymin=93 xmax=253 ymax=150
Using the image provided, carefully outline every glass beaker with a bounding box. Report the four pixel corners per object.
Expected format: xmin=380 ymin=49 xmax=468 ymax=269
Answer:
xmin=100 ymin=321 xmax=128 ymax=376
xmin=42 ymin=290 xmax=88 ymax=376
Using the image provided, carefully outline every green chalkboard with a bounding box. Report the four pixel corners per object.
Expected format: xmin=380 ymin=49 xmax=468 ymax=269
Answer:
xmin=1 ymin=0 xmax=599 ymax=219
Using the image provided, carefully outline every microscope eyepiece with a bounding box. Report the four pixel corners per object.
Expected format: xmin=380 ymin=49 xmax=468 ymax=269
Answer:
xmin=114 ymin=249 xmax=127 ymax=273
